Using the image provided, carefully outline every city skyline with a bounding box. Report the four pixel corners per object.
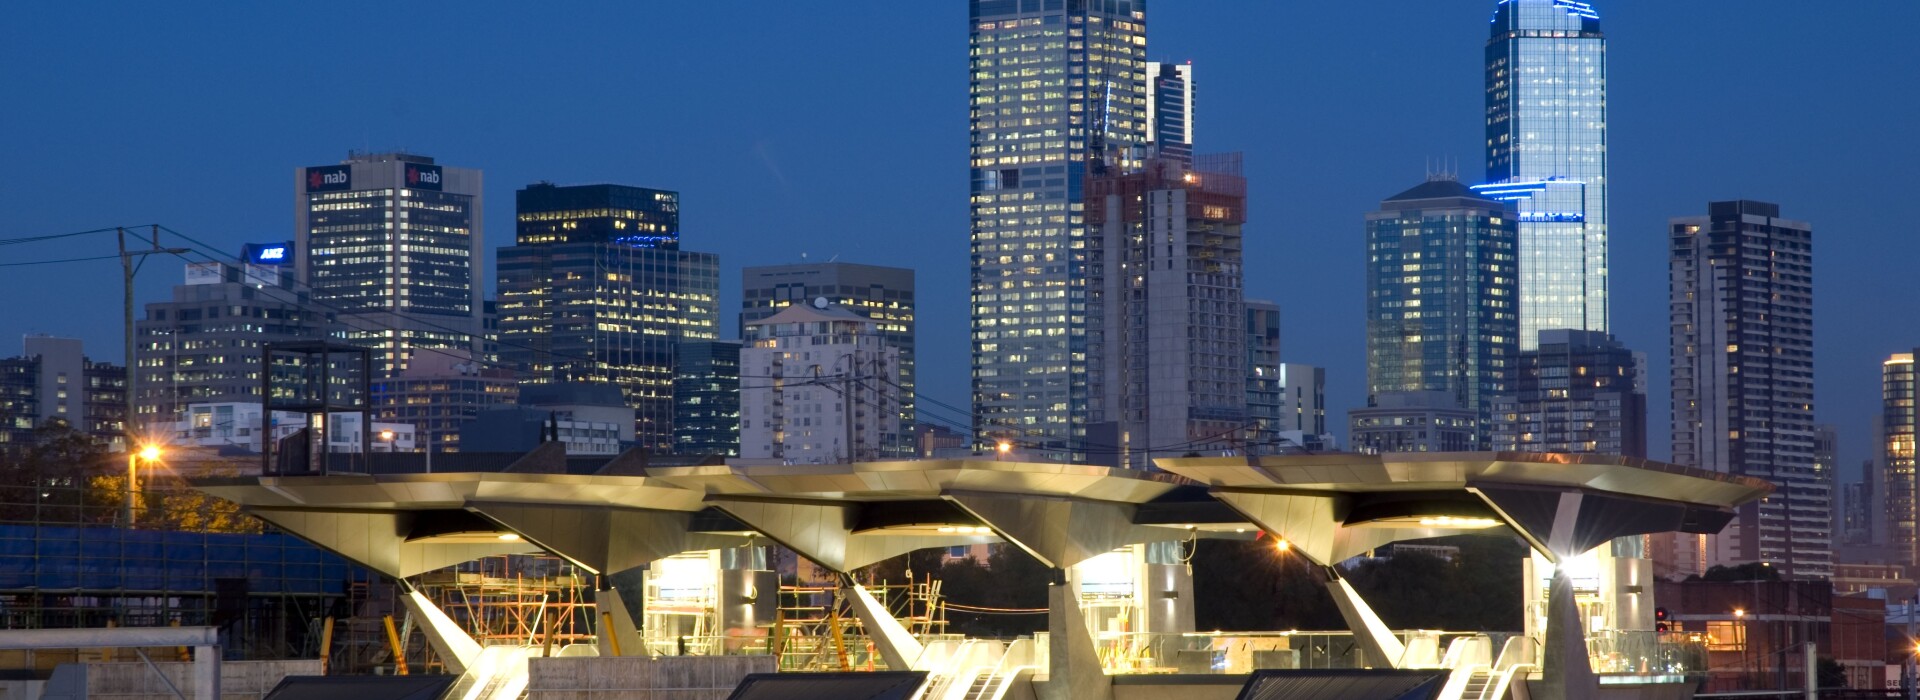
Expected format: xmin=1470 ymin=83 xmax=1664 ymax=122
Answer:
xmin=2 ymin=2 xmax=1915 ymax=481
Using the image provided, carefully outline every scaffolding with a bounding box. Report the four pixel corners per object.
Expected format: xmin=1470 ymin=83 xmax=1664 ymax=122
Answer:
xmin=771 ymin=576 xmax=948 ymax=671
xmin=417 ymin=555 xmax=596 ymax=651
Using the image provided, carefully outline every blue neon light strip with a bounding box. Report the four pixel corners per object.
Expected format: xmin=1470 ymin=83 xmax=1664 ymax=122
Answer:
xmin=1492 ymin=0 xmax=1600 ymax=23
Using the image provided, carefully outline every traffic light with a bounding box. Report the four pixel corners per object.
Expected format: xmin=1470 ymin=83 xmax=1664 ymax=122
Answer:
xmin=1654 ymin=607 xmax=1669 ymax=632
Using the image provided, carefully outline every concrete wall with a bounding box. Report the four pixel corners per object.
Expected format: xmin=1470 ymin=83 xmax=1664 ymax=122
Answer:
xmin=527 ymin=656 xmax=775 ymax=700
xmin=84 ymin=659 xmax=320 ymax=700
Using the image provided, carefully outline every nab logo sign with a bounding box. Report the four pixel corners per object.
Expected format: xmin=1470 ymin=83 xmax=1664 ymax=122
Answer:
xmin=305 ymin=165 xmax=351 ymax=193
xmin=405 ymin=163 xmax=444 ymax=191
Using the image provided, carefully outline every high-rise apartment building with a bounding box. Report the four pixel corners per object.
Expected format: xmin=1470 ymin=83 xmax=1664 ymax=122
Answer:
xmin=741 ymin=263 xmax=914 ymax=445
xmin=673 ymin=340 xmax=742 ymax=459
xmin=1277 ymin=364 xmax=1334 ymax=453
xmin=1669 ymin=200 xmax=1824 ymax=577
xmin=497 ymin=183 xmax=719 ymax=453
xmin=1086 ymin=157 xmax=1247 ymax=467
xmin=1245 ymin=301 xmax=1282 ymax=448
xmin=1885 ymin=353 xmax=1917 ymax=566
xmin=137 ymin=246 xmax=341 ymax=426
xmin=0 ymin=337 xmax=126 ymax=455
xmin=1490 ymin=329 xmax=1646 ymax=458
xmin=969 ymin=0 xmax=1148 ymax=460
xmin=295 ymin=152 xmax=484 ymax=376
xmin=1146 ymin=62 xmax=1193 ymax=167
xmin=739 ymin=302 xmax=902 ymax=462
xmin=1365 ymin=177 xmax=1518 ymax=444
xmin=1481 ymin=0 xmax=1609 ymax=349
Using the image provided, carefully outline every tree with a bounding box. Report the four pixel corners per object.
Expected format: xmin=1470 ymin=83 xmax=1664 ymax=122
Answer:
xmin=1693 ymin=563 xmax=1780 ymax=582
xmin=0 ymin=419 xmax=111 ymax=525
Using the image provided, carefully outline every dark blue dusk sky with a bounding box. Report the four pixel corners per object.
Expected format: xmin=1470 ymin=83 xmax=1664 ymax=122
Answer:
xmin=3 ymin=2 xmax=1916 ymax=479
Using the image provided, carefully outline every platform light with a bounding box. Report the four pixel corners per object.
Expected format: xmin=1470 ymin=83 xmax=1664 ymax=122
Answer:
xmin=498 ymin=533 xmax=521 ymax=541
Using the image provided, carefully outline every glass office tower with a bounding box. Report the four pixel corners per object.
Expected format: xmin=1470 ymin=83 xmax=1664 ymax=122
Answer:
xmin=969 ymin=0 xmax=1148 ymax=460
xmin=1364 ymin=178 xmax=1518 ymax=446
xmin=497 ymin=183 xmax=718 ymax=453
xmin=1482 ymin=0 xmax=1608 ymax=350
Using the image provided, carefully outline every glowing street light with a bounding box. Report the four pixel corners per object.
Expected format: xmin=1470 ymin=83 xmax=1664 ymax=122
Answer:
xmin=1732 ymin=608 xmax=1745 ymax=618
xmin=1274 ymin=538 xmax=1292 ymax=553
xmin=127 ymin=444 xmax=163 ymax=527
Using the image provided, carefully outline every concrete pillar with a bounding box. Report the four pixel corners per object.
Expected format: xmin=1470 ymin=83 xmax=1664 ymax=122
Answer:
xmin=1537 ymin=569 xmax=1597 ymax=700
xmin=842 ymin=580 xmax=925 ymax=671
xmin=1041 ymin=570 xmax=1110 ymax=700
xmin=400 ymin=588 xmax=482 ymax=674
xmin=192 ymin=645 xmax=219 ymax=700
xmin=593 ymin=584 xmax=643 ymax=657
xmin=1321 ymin=566 xmax=1406 ymax=669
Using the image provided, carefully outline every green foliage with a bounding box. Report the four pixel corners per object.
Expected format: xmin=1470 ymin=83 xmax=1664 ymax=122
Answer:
xmin=1692 ymin=562 xmax=1781 ymax=582
xmin=1818 ymin=656 xmax=1848 ymax=689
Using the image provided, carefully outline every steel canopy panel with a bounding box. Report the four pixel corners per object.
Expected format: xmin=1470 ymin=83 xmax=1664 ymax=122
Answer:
xmin=726 ymin=671 xmax=927 ymax=700
xmin=1233 ymin=670 xmax=1449 ymax=700
xmin=261 ymin=675 xmax=456 ymax=700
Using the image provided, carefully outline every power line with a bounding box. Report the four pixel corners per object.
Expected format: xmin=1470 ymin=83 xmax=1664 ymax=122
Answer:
xmin=0 ymin=253 xmax=124 ymax=267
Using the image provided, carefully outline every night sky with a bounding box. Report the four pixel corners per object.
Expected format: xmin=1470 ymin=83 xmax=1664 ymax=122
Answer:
xmin=3 ymin=2 xmax=1916 ymax=482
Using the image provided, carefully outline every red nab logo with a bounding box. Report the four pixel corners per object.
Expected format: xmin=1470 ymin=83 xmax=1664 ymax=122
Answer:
xmin=405 ymin=163 xmax=443 ymax=191
xmin=305 ymin=165 xmax=350 ymax=192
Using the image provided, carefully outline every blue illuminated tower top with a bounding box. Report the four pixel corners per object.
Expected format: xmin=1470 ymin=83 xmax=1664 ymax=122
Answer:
xmin=1484 ymin=0 xmax=1608 ymax=349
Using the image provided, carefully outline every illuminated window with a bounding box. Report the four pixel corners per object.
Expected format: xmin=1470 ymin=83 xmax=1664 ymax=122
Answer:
xmin=1704 ymin=621 xmax=1744 ymax=651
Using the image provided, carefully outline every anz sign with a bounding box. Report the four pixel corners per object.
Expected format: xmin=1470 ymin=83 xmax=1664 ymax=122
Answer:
xmin=246 ymin=242 xmax=294 ymax=266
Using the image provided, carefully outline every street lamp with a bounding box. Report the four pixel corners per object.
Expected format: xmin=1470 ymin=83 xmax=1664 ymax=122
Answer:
xmin=995 ymin=440 xmax=1012 ymax=461
xmin=126 ymin=444 xmax=162 ymax=526
xmin=379 ymin=430 xmax=396 ymax=453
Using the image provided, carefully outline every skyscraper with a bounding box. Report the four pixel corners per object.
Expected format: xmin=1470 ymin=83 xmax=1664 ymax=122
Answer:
xmin=1481 ymin=0 xmax=1608 ymax=350
xmin=295 ymin=152 xmax=484 ymax=376
xmin=1086 ymin=157 xmax=1247 ymax=467
xmin=1364 ymin=177 xmax=1519 ymax=444
xmin=1884 ymin=353 xmax=1916 ymax=566
xmin=1146 ymin=61 xmax=1194 ymax=167
xmin=497 ymin=183 xmax=719 ymax=453
xmin=1490 ymin=329 xmax=1646 ymax=458
xmin=1669 ymin=200 xmax=1824 ymax=577
xmin=673 ymin=340 xmax=742 ymax=459
xmin=741 ymin=263 xmax=914 ymax=445
xmin=1245 ymin=300 xmax=1282 ymax=448
xmin=969 ymin=0 xmax=1148 ymax=460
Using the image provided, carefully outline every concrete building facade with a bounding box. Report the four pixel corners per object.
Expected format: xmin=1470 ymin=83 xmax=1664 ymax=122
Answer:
xmin=741 ymin=263 xmax=913 ymax=447
xmin=1347 ymin=391 xmax=1479 ymax=455
xmin=137 ymin=252 xmax=341 ymax=427
xmin=740 ymin=302 xmax=902 ymax=463
xmin=1086 ymin=157 xmax=1247 ymax=467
